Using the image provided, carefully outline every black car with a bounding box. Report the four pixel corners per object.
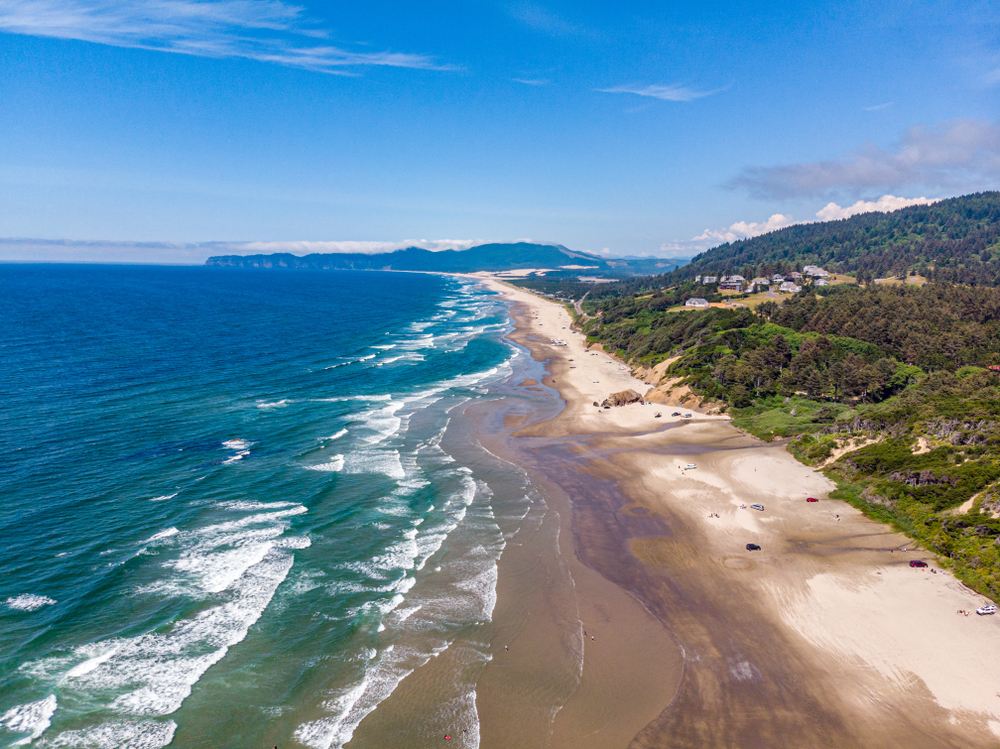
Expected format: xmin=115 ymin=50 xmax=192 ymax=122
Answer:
xmin=746 ymin=543 xmax=761 ymax=551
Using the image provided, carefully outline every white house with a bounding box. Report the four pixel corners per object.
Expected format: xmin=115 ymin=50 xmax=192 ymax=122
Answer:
xmin=685 ymin=297 xmax=710 ymax=308
xmin=702 ymin=275 xmax=718 ymax=284
xmin=751 ymin=277 xmax=770 ymax=286
xmin=803 ymin=265 xmax=830 ymax=278
xmin=772 ymin=274 xmax=784 ymax=282
xmin=814 ymin=278 xmax=830 ymax=287
xmin=779 ymin=281 xmax=802 ymax=293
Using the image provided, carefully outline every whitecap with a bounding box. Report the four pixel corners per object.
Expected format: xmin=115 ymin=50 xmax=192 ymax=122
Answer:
xmin=149 ymin=493 xmax=177 ymax=502
xmin=222 ymin=450 xmax=250 ymax=465
xmin=44 ymin=719 xmax=176 ymax=748
xmin=342 ymin=450 xmax=405 ymax=479
xmin=257 ymin=400 xmax=291 ymax=410
xmin=0 ymin=694 xmax=56 ymax=745
xmin=306 ymin=456 xmax=345 ymax=473
xmin=6 ymin=595 xmax=56 ymax=612
xmin=221 ymin=439 xmax=252 ymax=450
xmin=324 ymin=429 xmax=348 ymax=441
xmin=143 ymin=528 xmax=178 ymax=544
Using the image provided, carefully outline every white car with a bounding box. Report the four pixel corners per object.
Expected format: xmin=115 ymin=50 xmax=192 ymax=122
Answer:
xmin=684 ymin=464 xmax=697 ymax=470
xmin=978 ymin=604 xmax=997 ymax=616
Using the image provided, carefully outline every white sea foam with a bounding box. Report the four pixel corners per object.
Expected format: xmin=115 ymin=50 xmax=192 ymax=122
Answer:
xmin=325 ymin=429 xmax=348 ymax=441
xmin=218 ymin=500 xmax=299 ymax=511
xmin=6 ymin=595 xmax=56 ymax=612
xmin=43 ymin=719 xmax=177 ymax=748
xmin=144 ymin=528 xmax=178 ymax=544
xmin=65 ymin=646 xmax=120 ymax=678
xmin=0 ymin=694 xmax=56 ymax=745
xmin=148 ymin=493 xmax=177 ymax=502
xmin=356 ymin=400 xmax=404 ymax=445
xmin=306 ymin=455 xmax=345 ymax=473
xmin=312 ymin=395 xmax=391 ymax=403
xmin=222 ymin=450 xmax=250 ymax=465
xmin=257 ymin=400 xmax=291 ymax=410
xmin=221 ymin=439 xmax=252 ymax=450
xmin=25 ymin=503 xmax=310 ymax=741
xmin=358 ymin=354 xmax=376 ymax=362
xmin=343 ymin=450 xmax=405 ymax=479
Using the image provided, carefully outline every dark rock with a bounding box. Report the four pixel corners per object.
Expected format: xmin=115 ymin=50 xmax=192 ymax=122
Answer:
xmin=600 ymin=389 xmax=645 ymax=408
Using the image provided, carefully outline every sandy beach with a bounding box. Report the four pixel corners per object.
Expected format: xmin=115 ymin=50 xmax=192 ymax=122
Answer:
xmin=471 ymin=276 xmax=1000 ymax=748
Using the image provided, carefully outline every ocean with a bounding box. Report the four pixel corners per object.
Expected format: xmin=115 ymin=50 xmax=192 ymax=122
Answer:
xmin=0 ymin=265 xmax=548 ymax=748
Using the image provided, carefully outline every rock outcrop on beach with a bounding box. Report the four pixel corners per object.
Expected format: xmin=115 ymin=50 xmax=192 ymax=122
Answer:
xmin=601 ymin=389 xmax=644 ymax=407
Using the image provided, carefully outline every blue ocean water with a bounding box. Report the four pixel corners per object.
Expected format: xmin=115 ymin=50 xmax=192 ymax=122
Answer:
xmin=0 ymin=265 xmax=537 ymax=748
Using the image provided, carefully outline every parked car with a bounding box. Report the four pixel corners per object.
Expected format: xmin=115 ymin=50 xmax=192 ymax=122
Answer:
xmin=909 ymin=560 xmax=928 ymax=568
xmin=750 ymin=503 xmax=764 ymax=511
xmin=684 ymin=463 xmax=697 ymax=470
xmin=671 ymin=412 xmax=681 ymax=417
xmin=683 ymin=414 xmax=693 ymax=419
xmin=806 ymin=497 xmax=819 ymax=502
xmin=746 ymin=543 xmax=761 ymax=551
xmin=977 ymin=604 xmax=997 ymax=615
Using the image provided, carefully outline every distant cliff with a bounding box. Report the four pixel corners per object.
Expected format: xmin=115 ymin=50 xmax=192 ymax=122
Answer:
xmin=206 ymin=242 xmax=678 ymax=277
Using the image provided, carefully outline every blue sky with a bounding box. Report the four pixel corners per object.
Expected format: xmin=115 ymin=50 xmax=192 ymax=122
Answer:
xmin=0 ymin=0 xmax=998 ymax=261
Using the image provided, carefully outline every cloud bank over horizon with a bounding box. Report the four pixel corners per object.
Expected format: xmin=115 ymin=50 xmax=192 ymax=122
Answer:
xmin=730 ymin=119 xmax=1000 ymax=200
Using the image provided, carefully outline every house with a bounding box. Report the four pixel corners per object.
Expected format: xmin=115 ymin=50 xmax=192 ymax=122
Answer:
xmin=789 ymin=271 xmax=803 ymax=280
xmin=772 ymin=274 xmax=784 ymax=282
xmin=814 ymin=278 xmax=830 ymax=287
xmin=719 ymin=281 xmax=743 ymax=291
xmin=751 ymin=277 xmax=770 ymax=287
xmin=723 ymin=274 xmax=746 ymax=282
xmin=701 ymin=275 xmax=718 ymax=284
xmin=779 ymin=281 xmax=802 ymax=293
xmin=694 ymin=275 xmax=701 ymax=283
xmin=803 ymin=265 xmax=830 ymax=278
xmin=685 ymin=297 xmax=710 ymax=308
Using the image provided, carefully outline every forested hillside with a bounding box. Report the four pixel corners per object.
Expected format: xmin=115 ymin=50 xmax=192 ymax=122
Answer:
xmin=579 ymin=282 xmax=1000 ymax=601
xmin=678 ymin=192 xmax=1000 ymax=284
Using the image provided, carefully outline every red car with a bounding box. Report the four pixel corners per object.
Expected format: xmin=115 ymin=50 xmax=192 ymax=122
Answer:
xmin=806 ymin=497 xmax=819 ymax=502
xmin=909 ymin=560 xmax=928 ymax=568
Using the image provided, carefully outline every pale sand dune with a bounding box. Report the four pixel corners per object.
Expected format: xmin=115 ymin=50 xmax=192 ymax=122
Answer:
xmin=778 ymin=568 xmax=1000 ymax=730
xmin=467 ymin=274 xmax=1000 ymax=745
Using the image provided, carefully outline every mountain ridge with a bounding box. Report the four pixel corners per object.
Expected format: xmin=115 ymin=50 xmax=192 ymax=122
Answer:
xmin=205 ymin=242 xmax=681 ymax=277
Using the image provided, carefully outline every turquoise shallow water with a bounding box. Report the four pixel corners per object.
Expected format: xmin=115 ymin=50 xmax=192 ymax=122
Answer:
xmin=0 ymin=265 xmax=537 ymax=748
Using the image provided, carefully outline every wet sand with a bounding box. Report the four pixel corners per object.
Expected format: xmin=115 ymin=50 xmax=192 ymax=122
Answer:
xmin=471 ymin=277 xmax=1000 ymax=748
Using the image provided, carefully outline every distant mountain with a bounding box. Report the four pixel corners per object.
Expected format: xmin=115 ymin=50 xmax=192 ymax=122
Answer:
xmin=205 ymin=242 xmax=681 ymax=277
xmin=671 ymin=192 xmax=1000 ymax=285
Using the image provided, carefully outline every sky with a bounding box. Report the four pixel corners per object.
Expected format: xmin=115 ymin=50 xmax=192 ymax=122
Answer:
xmin=0 ymin=0 xmax=998 ymax=262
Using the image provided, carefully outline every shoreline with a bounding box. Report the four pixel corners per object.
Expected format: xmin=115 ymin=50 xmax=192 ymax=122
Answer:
xmin=471 ymin=275 xmax=1000 ymax=747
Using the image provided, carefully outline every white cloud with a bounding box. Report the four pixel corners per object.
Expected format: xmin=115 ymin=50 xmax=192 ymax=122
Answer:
xmin=597 ymin=83 xmax=722 ymax=102
xmin=730 ymin=118 xmax=1000 ymax=199
xmin=0 ymin=0 xmax=453 ymax=73
xmin=656 ymin=193 xmax=938 ymax=257
xmin=693 ymin=213 xmax=795 ymax=244
xmin=509 ymin=3 xmax=583 ymax=36
xmin=232 ymin=239 xmax=484 ymax=255
xmin=864 ymin=102 xmax=893 ymax=111
xmin=513 ymin=78 xmax=549 ymax=86
xmin=815 ymin=194 xmax=938 ymax=221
